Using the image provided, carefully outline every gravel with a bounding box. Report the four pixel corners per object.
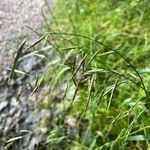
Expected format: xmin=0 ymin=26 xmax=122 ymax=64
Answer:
xmin=0 ymin=0 xmax=52 ymax=149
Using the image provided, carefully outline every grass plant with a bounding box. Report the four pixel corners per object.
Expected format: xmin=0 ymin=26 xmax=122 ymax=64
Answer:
xmin=39 ymin=0 xmax=150 ymax=149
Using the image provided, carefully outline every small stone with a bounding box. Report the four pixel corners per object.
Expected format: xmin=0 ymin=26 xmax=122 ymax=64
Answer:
xmin=65 ymin=116 xmax=76 ymax=127
xmin=1 ymin=113 xmax=7 ymax=119
xmin=64 ymin=116 xmax=77 ymax=139
xmin=9 ymin=107 xmax=17 ymax=116
xmin=40 ymin=109 xmax=51 ymax=119
xmin=0 ymin=101 xmax=8 ymax=112
xmin=15 ymin=110 xmax=22 ymax=118
xmin=25 ymin=114 xmax=34 ymax=124
xmin=39 ymin=128 xmax=47 ymax=134
xmin=25 ymin=112 xmax=41 ymax=125
xmin=11 ymin=97 xmax=18 ymax=107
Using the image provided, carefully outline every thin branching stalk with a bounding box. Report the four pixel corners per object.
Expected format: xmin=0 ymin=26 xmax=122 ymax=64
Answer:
xmin=83 ymin=75 xmax=95 ymax=117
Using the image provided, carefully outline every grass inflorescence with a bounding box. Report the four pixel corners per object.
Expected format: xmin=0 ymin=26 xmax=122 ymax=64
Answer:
xmin=40 ymin=0 xmax=150 ymax=149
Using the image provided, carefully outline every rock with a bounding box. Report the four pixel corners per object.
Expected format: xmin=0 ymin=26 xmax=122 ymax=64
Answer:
xmin=0 ymin=101 xmax=8 ymax=112
xmin=10 ymin=97 xmax=18 ymax=107
xmin=39 ymin=128 xmax=48 ymax=134
xmin=25 ymin=112 xmax=41 ymax=124
xmin=9 ymin=107 xmax=17 ymax=116
xmin=64 ymin=116 xmax=77 ymax=139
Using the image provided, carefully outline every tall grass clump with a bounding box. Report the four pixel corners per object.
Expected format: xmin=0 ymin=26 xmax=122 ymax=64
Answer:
xmin=40 ymin=0 xmax=150 ymax=149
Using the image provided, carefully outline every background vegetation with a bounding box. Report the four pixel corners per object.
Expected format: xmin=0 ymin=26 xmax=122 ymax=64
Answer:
xmin=40 ymin=0 xmax=150 ymax=149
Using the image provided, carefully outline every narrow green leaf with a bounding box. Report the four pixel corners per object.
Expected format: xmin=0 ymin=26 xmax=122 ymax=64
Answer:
xmin=127 ymin=135 xmax=150 ymax=141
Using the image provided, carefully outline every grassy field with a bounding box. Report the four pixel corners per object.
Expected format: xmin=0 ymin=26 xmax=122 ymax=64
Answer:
xmin=40 ymin=0 xmax=150 ymax=149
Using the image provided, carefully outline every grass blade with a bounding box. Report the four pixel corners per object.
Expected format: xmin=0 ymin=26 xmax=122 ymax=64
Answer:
xmin=127 ymin=135 xmax=150 ymax=141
